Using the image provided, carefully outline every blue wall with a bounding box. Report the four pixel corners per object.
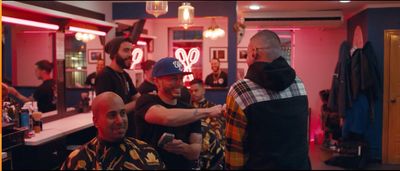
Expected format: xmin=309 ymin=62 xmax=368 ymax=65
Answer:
xmin=112 ymin=1 xmax=237 ymax=101
xmin=3 ymin=24 xmax=12 ymax=82
xmin=347 ymin=7 xmax=400 ymax=161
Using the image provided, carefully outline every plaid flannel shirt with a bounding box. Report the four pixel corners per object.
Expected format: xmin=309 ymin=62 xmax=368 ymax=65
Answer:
xmin=225 ymin=77 xmax=307 ymax=169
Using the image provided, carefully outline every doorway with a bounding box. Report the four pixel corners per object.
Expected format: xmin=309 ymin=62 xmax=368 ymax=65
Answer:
xmin=383 ymin=30 xmax=400 ymax=164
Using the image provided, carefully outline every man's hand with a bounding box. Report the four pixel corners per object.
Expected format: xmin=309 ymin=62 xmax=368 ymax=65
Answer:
xmin=163 ymin=139 xmax=187 ymax=155
xmin=207 ymin=104 xmax=224 ymax=117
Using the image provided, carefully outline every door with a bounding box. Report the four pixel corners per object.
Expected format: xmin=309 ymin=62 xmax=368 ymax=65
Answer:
xmin=383 ymin=30 xmax=400 ymax=164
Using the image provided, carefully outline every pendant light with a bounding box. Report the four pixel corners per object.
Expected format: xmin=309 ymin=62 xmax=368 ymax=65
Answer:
xmin=178 ymin=2 xmax=194 ymax=29
xmin=146 ymin=1 xmax=168 ymax=18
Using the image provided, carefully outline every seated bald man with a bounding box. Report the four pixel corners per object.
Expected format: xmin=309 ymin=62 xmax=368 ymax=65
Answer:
xmin=61 ymin=92 xmax=165 ymax=170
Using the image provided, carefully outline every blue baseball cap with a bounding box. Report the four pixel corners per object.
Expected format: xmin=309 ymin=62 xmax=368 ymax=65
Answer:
xmin=152 ymin=57 xmax=192 ymax=78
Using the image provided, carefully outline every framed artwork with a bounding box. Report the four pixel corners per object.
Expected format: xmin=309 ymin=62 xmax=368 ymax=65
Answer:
xmin=88 ymin=49 xmax=104 ymax=64
xmin=237 ymin=47 xmax=247 ymax=62
xmin=209 ymin=47 xmax=227 ymax=62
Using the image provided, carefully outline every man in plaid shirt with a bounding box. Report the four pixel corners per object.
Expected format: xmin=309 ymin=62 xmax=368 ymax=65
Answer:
xmin=225 ymin=30 xmax=311 ymax=169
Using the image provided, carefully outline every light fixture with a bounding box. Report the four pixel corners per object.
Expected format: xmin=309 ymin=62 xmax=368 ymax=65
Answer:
xmin=75 ymin=32 xmax=96 ymax=42
xmin=68 ymin=26 xmax=106 ymax=36
xmin=340 ymin=0 xmax=350 ymax=3
xmin=178 ymin=2 xmax=194 ymax=29
xmin=146 ymin=1 xmax=168 ymax=18
xmin=249 ymin=5 xmax=261 ymax=10
xmin=130 ymin=47 xmax=144 ymax=70
xmin=203 ymin=18 xmax=225 ymax=40
xmin=175 ymin=48 xmax=200 ymax=82
xmin=2 ymin=16 xmax=59 ymax=30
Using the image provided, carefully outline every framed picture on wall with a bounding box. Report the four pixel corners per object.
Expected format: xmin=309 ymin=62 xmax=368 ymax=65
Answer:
xmin=209 ymin=47 xmax=227 ymax=62
xmin=88 ymin=49 xmax=104 ymax=64
xmin=237 ymin=47 xmax=247 ymax=62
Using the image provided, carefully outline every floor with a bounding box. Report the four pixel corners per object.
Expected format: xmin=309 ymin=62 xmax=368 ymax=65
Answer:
xmin=309 ymin=143 xmax=400 ymax=170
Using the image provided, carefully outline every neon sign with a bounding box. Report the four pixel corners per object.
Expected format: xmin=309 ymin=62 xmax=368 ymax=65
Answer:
xmin=130 ymin=47 xmax=144 ymax=70
xmin=175 ymin=48 xmax=200 ymax=82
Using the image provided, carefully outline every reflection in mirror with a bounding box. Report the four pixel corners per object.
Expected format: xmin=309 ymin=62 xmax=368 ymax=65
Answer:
xmin=236 ymin=29 xmax=293 ymax=81
xmin=65 ymin=34 xmax=87 ymax=88
xmin=3 ymin=23 xmax=57 ymax=113
xmin=115 ymin=17 xmax=229 ymax=89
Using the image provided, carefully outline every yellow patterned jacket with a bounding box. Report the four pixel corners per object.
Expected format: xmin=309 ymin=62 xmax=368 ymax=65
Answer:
xmin=192 ymin=99 xmax=226 ymax=170
xmin=61 ymin=137 xmax=165 ymax=170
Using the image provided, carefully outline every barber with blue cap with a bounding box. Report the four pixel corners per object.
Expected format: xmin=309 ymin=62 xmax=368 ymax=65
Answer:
xmin=134 ymin=57 xmax=224 ymax=170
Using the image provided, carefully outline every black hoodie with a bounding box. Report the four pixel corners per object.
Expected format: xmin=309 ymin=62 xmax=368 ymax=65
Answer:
xmin=245 ymin=57 xmax=296 ymax=91
xmin=228 ymin=57 xmax=311 ymax=169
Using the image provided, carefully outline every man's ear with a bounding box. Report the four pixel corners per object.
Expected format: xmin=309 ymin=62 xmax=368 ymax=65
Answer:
xmin=93 ymin=117 xmax=99 ymax=128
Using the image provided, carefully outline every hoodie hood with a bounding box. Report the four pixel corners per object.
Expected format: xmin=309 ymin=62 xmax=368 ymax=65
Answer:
xmin=245 ymin=57 xmax=296 ymax=91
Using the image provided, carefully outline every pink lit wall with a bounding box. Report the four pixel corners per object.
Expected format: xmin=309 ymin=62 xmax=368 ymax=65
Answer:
xmin=293 ymin=26 xmax=346 ymax=140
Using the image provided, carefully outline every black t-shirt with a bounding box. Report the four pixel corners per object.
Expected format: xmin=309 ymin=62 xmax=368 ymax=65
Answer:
xmin=137 ymin=80 xmax=157 ymax=95
xmin=135 ymin=94 xmax=202 ymax=170
xmin=84 ymin=72 xmax=96 ymax=87
xmin=33 ymin=79 xmax=56 ymax=113
xmin=95 ymin=66 xmax=138 ymax=103
xmin=205 ymin=71 xmax=228 ymax=87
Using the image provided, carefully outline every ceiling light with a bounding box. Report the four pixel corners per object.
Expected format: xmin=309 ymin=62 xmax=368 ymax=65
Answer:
xmin=75 ymin=32 xmax=96 ymax=42
xmin=68 ymin=26 xmax=106 ymax=36
xmin=146 ymin=1 xmax=168 ymax=18
xmin=178 ymin=2 xmax=195 ymax=29
xmin=203 ymin=18 xmax=225 ymax=40
xmin=340 ymin=0 xmax=350 ymax=3
xmin=249 ymin=5 xmax=260 ymax=10
xmin=2 ymin=16 xmax=59 ymax=30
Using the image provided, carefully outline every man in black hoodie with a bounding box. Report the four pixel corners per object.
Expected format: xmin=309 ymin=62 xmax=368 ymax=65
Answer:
xmin=225 ymin=30 xmax=311 ymax=170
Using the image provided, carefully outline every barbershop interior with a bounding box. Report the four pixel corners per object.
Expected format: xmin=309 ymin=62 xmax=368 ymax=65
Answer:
xmin=2 ymin=1 xmax=400 ymax=170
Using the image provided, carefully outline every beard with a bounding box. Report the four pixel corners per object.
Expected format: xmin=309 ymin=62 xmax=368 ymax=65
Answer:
xmin=115 ymin=54 xmax=132 ymax=69
xmin=163 ymin=86 xmax=182 ymax=99
xmin=212 ymin=66 xmax=219 ymax=73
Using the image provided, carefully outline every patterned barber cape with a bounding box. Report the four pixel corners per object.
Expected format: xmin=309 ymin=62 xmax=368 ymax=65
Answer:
xmin=193 ymin=99 xmax=226 ymax=170
xmin=61 ymin=137 xmax=165 ymax=170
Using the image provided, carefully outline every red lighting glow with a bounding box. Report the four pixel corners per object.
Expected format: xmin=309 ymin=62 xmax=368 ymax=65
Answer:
xmin=175 ymin=48 xmax=200 ymax=82
xmin=68 ymin=26 xmax=106 ymax=36
xmin=2 ymin=16 xmax=59 ymax=30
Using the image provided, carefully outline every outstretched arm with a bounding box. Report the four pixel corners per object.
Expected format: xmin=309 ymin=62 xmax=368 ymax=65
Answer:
xmin=144 ymin=104 xmax=223 ymax=127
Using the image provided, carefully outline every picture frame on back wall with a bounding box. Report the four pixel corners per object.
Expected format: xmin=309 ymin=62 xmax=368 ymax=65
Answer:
xmin=237 ymin=47 xmax=247 ymax=62
xmin=88 ymin=49 xmax=104 ymax=64
xmin=209 ymin=47 xmax=227 ymax=62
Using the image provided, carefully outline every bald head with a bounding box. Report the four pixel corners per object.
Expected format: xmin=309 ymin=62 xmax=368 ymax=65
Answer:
xmin=92 ymin=92 xmax=128 ymax=142
xmin=249 ymin=30 xmax=282 ymax=61
xmin=92 ymin=92 xmax=124 ymax=118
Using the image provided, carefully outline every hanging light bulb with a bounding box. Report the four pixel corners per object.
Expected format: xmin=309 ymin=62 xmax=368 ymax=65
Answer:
xmin=146 ymin=1 xmax=168 ymax=18
xmin=203 ymin=18 xmax=225 ymax=40
xmin=178 ymin=2 xmax=194 ymax=29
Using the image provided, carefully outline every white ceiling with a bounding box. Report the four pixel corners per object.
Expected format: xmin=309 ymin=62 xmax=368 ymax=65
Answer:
xmin=237 ymin=1 xmax=400 ymax=28
xmin=237 ymin=1 xmax=400 ymax=19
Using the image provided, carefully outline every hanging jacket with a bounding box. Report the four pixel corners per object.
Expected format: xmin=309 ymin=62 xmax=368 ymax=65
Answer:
xmin=328 ymin=41 xmax=352 ymax=117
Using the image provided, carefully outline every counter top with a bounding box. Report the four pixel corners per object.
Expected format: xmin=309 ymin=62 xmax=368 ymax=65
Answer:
xmin=24 ymin=112 xmax=93 ymax=146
